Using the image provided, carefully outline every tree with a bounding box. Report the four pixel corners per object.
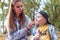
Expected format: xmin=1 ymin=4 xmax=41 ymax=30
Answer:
xmin=43 ymin=0 xmax=60 ymax=28
xmin=22 ymin=0 xmax=40 ymax=19
xmin=0 ymin=0 xmax=11 ymax=32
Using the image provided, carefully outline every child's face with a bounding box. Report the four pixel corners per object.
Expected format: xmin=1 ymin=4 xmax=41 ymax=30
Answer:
xmin=35 ymin=13 xmax=46 ymax=25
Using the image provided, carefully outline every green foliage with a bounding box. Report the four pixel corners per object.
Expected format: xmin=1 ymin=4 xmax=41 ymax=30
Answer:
xmin=22 ymin=0 xmax=40 ymax=18
xmin=0 ymin=0 xmax=10 ymax=22
xmin=0 ymin=0 xmax=11 ymax=32
xmin=43 ymin=0 xmax=60 ymax=28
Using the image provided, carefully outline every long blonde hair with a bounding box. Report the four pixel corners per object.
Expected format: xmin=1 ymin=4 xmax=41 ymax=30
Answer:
xmin=7 ymin=0 xmax=26 ymax=30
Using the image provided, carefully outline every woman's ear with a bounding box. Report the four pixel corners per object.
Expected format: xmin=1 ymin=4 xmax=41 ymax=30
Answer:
xmin=11 ymin=4 xmax=14 ymax=10
xmin=11 ymin=4 xmax=14 ymax=7
xmin=12 ymin=6 xmax=15 ymax=12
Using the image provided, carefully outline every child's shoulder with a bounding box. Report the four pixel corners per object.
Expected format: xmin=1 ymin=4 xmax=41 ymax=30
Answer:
xmin=47 ymin=24 xmax=54 ymax=29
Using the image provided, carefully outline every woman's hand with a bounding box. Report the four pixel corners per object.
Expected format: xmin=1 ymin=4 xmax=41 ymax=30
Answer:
xmin=26 ymin=21 xmax=35 ymax=30
xmin=34 ymin=34 xmax=40 ymax=40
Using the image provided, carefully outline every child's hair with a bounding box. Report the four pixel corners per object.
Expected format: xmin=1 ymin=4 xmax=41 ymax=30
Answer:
xmin=39 ymin=11 xmax=51 ymax=24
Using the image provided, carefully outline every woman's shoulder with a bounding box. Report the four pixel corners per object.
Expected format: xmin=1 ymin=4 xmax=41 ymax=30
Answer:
xmin=4 ymin=16 xmax=8 ymax=25
xmin=25 ymin=15 xmax=30 ymax=19
xmin=25 ymin=15 xmax=31 ymax=21
xmin=25 ymin=15 xmax=29 ymax=17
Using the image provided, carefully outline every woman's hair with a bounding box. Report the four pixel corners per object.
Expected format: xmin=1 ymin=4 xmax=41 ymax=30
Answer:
xmin=39 ymin=11 xmax=51 ymax=24
xmin=7 ymin=0 xmax=26 ymax=30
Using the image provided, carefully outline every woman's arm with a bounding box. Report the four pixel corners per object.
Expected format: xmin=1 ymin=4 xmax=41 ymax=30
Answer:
xmin=7 ymin=21 xmax=35 ymax=40
xmin=7 ymin=27 xmax=28 ymax=40
xmin=6 ymin=15 xmax=35 ymax=40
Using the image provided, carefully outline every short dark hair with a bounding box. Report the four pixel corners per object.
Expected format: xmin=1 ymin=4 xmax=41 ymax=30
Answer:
xmin=39 ymin=11 xmax=51 ymax=24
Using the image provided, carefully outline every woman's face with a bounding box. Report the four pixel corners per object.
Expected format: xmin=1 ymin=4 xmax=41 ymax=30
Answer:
xmin=13 ymin=2 xmax=23 ymax=16
xmin=35 ymin=13 xmax=46 ymax=26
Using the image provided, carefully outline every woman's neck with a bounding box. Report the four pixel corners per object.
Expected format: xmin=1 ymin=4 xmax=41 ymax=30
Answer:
xmin=16 ymin=14 xmax=20 ymax=18
xmin=16 ymin=13 xmax=21 ymax=18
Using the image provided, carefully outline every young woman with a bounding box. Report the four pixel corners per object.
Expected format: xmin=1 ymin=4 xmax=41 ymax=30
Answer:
xmin=5 ymin=0 xmax=34 ymax=40
xmin=30 ymin=11 xmax=57 ymax=40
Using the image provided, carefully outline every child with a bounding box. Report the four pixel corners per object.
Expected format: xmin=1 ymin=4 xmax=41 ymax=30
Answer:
xmin=30 ymin=11 xmax=57 ymax=40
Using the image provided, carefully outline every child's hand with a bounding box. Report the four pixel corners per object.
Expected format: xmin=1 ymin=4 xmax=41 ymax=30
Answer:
xmin=34 ymin=34 xmax=40 ymax=40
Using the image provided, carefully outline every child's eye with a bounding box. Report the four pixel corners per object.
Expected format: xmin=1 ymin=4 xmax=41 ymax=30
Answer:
xmin=38 ymin=16 xmax=40 ymax=18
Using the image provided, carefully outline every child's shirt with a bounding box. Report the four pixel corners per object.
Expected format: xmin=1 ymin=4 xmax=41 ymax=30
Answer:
xmin=37 ymin=25 xmax=50 ymax=40
xmin=30 ymin=24 xmax=57 ymax=40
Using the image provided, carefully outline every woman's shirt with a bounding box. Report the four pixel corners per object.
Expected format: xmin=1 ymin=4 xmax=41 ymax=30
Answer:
xmin=30 ymin=24 xmax=57 ymax=40
xmin=5 ymin=15 xmax=31 ymax=40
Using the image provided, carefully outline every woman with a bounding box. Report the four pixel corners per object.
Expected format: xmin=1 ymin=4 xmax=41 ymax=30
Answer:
xmin=30 ymin=11 xmax=57 ymax=40
xmin=5 ymin=0 xmax=34 ymax=40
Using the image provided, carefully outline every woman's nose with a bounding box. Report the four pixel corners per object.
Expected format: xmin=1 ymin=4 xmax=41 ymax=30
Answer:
xmin=19 ymin=7 xmax=23 ymax=10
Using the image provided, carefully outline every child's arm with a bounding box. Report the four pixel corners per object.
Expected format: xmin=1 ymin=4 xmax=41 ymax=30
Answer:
xmin=30 ymin=34 xmax=40 ymax=40
xmin=48 ymin=25 xmax=57 ymax=40
xmin=30 ymin=28 xmax=40 ymax=40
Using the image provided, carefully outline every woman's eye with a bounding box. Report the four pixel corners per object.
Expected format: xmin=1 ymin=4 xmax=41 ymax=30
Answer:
xmin=20 ymin=5 xmax=22 ymax=7
xmin=16 ymin=5 xmax=22 ymax=8
xmin=16 ymin=6 xmax=20 ymax=8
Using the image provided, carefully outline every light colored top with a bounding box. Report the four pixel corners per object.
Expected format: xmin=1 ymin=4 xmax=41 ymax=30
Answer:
xmin=30 ymin=24 xmax=57 ymax=40
xmin=5 ymin=15 xmax=31 ymax=40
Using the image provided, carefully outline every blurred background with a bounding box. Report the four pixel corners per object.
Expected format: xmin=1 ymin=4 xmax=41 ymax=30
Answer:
xmin=0 ymin=0 xmax=60 ymax=40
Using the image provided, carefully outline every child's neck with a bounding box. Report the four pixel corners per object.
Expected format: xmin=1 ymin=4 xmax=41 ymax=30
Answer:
xmin=39 ymin=24 xmax=46 ymax=27
xmin=39 ymin=24 xmax=44 ymax=27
